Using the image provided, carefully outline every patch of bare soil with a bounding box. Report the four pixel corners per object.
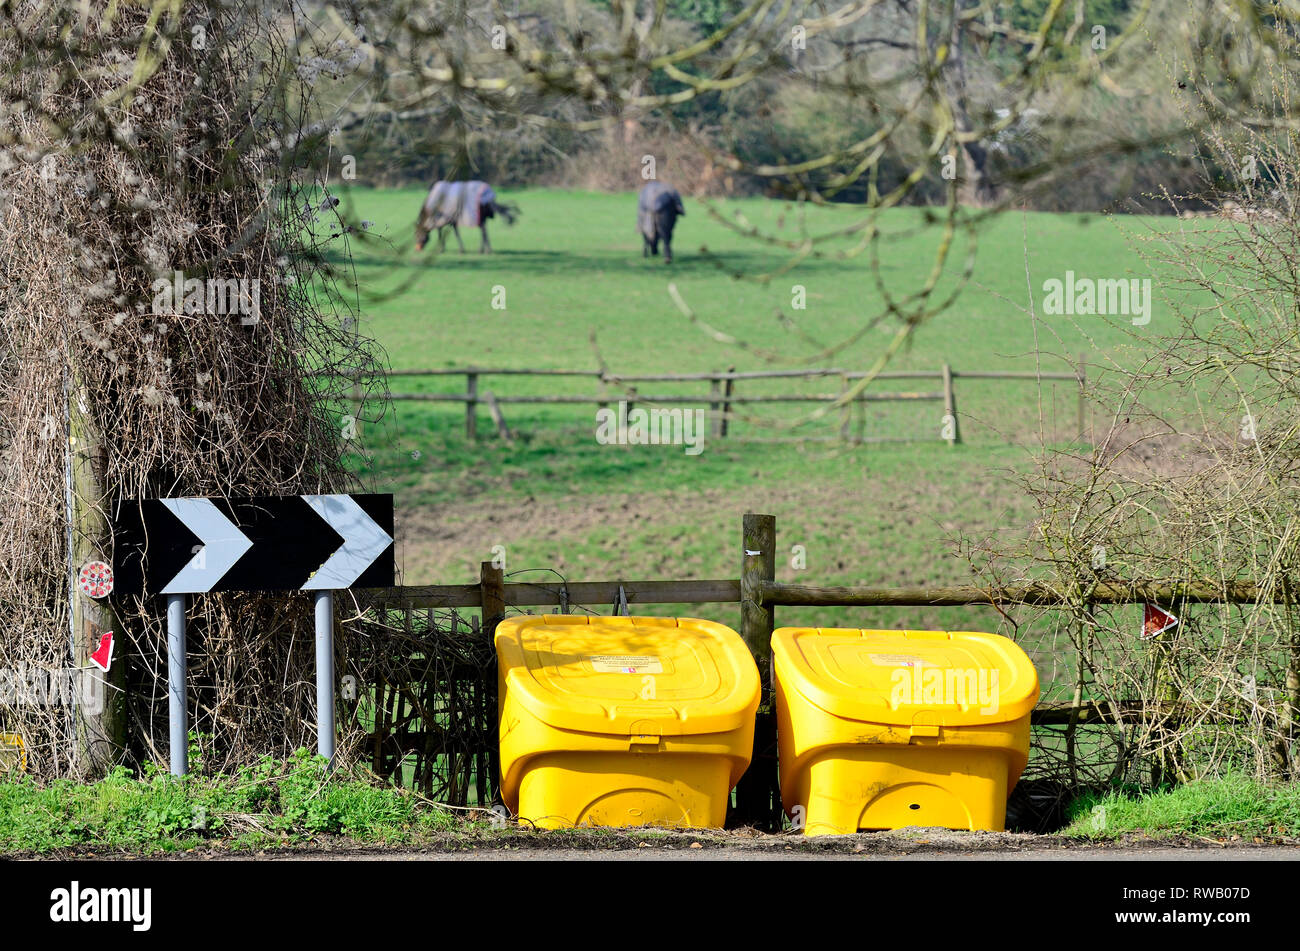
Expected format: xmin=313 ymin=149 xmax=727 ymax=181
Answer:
xmin=394 ymin=469 xmax=1019 ymax=586
xmin=1094 ymin=425 xmax=1227 ymax=480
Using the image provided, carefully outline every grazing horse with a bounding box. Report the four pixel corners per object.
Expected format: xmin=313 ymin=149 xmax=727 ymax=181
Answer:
xmin=637 ymin=182 xmax=686 ymax=263
xmin=415 ymin=180 xmax=519 ymax=253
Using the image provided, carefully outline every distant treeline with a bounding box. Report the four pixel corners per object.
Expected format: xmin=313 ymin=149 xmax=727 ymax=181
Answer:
xmin=327 ymin=0 xmax=1226 ymax=214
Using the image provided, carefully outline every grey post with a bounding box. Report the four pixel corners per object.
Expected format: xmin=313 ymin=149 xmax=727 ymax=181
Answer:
xmin=167 ymin=593 xmax=187 ymax=776
xmin=315 ymin=589 xmax=336 ymax=766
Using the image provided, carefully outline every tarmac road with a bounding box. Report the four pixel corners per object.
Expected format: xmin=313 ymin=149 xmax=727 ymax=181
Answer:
xmin=392 ymin=845 xmax=1297 ymax=860
xmin=22 ymin=828 xmax=1297 ymax=861
xmin=188 ymin=828 xmax=1300 ymax=861
xmin=255 ymin=844 xmax=1298 ymax=860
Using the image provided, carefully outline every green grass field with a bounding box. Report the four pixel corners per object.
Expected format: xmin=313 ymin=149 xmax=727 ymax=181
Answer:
xmin=327 ymin=187 xmax=1207 ymax=689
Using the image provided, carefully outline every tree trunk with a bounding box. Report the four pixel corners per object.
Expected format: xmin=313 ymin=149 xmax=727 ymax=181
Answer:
xmin=68 ymin=375 xmax=126 ymax=775
xmin=957 ymin=139 xmax=998 ymax=206
xmin=945 ymin=11 xmax=1000 ymax=207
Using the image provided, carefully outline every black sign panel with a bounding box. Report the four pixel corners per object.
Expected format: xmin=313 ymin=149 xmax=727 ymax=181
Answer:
xmin=112 ymin=494 xmax=394 ymax=596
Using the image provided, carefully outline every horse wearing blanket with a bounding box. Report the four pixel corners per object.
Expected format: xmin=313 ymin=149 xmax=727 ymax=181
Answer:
xmin=415 ymin=180 xmax=519 ymax=253
xmin=637 ymin=181 xmax=686 ymax=263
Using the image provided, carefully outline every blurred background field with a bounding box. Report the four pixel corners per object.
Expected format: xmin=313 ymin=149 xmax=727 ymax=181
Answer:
xmin=324 ymin=187 xmax=1214 ymax=700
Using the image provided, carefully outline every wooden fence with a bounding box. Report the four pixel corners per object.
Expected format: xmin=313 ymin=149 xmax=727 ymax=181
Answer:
xmin=353 ymin=512 xmax=1279 ymax=823
xmin=331 ymin=358 xmax=1088 ymax=444
xmin=357 ymin=561 xmax=1265 ymax=732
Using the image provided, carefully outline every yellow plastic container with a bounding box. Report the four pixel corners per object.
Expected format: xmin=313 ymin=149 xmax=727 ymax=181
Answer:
xmin=772 ymin=627 xmax=1038 ymax=835
xmin=496 ymin=614 xmax=760 ymax=829
xmin=0 ymin=733 xmax=25 ymax=773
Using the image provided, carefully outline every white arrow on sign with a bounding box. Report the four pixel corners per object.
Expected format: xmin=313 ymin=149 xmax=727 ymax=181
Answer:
xmin=160 ymin=498 xmax=254 ymax=594
xmin=302 ymin=494 xmax=393 ymax=590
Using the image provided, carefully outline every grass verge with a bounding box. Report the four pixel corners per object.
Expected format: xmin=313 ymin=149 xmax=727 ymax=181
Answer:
xmin=0 ymin=749 xmax=458 ymax=855
xmin=6 ymin=757 xmax=1298 ymax=855
xmin=1062 ymin=775 xmax=1300 ymax=840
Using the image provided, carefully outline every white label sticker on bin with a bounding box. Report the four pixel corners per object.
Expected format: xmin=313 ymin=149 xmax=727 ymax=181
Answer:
xmin=589 ymin=654 xmax=664 ymax=674
xmin=868 ymin=653 xmax=933 ymax=668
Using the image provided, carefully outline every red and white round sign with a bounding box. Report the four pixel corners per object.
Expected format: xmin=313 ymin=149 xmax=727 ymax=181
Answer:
xmin=78 ymin=561 xmax=114 ymax=598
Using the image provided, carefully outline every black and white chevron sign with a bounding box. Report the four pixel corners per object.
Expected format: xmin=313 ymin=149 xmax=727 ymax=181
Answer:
xmin=112 ymin=494 xmax=394 ymax=595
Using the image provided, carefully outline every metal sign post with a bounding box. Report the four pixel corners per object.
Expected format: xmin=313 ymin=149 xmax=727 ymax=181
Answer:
xmin=114 ymin=494 xmax=394 ymax=777
xmin=313 ymin=590 xmax=335 ymax=767
xmin=166 ymin=593 xmax=188 ymax=776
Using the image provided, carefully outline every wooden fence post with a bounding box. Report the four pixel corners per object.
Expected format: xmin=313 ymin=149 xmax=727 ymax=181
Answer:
xmin=1066 ymin=600 xmax=1091 ymax=788
xmin=480 ymin=560 xmax=504 ymax=639
xmin=1152 ymin=603 xmax=1186 ymax=786
xmin=350 ymin=372 xmax=361 ymax=408
xmin=942 ymin=363 xmax=959 ymax=447
xmin=1076 ymin=353 xmax=1087 ymax=442
xmin=839 ymin=373 xmax=852 ymax=443
xmin=709 ymin=374 xmax=722 ymax=439
xmin=466 ymin=371 xmax=478 ymax=441
xmin=480 ymin=561 xmax=505 ymax=798
xmin=484 ymin=391 xmax=513 ymax=443
xmin=721 ymin=367 xmax=735 ymax=438
xmin=738 ymin=513 xmax=778 ymax=828
xmin=741 ymin=513 xmax=776 ymax=663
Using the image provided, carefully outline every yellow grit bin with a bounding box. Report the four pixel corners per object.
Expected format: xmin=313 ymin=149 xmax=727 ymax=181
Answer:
xmin=496 ymin=615 xmax=760 ymax=829
xmin=772 ymin=627 xmax=1038 ymax=835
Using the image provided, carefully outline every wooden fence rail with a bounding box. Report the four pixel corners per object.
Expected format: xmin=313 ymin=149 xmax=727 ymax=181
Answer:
xmin=354 ymin=526 xmax=1277 ymax=737
xmin=354 ymin=570 xmax=1271 ymax=731
xmin=759 ymin=580 xmax=1279 ymax=608
xmin=356 ymin=578 xmax=1272 ymax=612
xmin=323 ymin=358 xmax=1088 ymax=444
